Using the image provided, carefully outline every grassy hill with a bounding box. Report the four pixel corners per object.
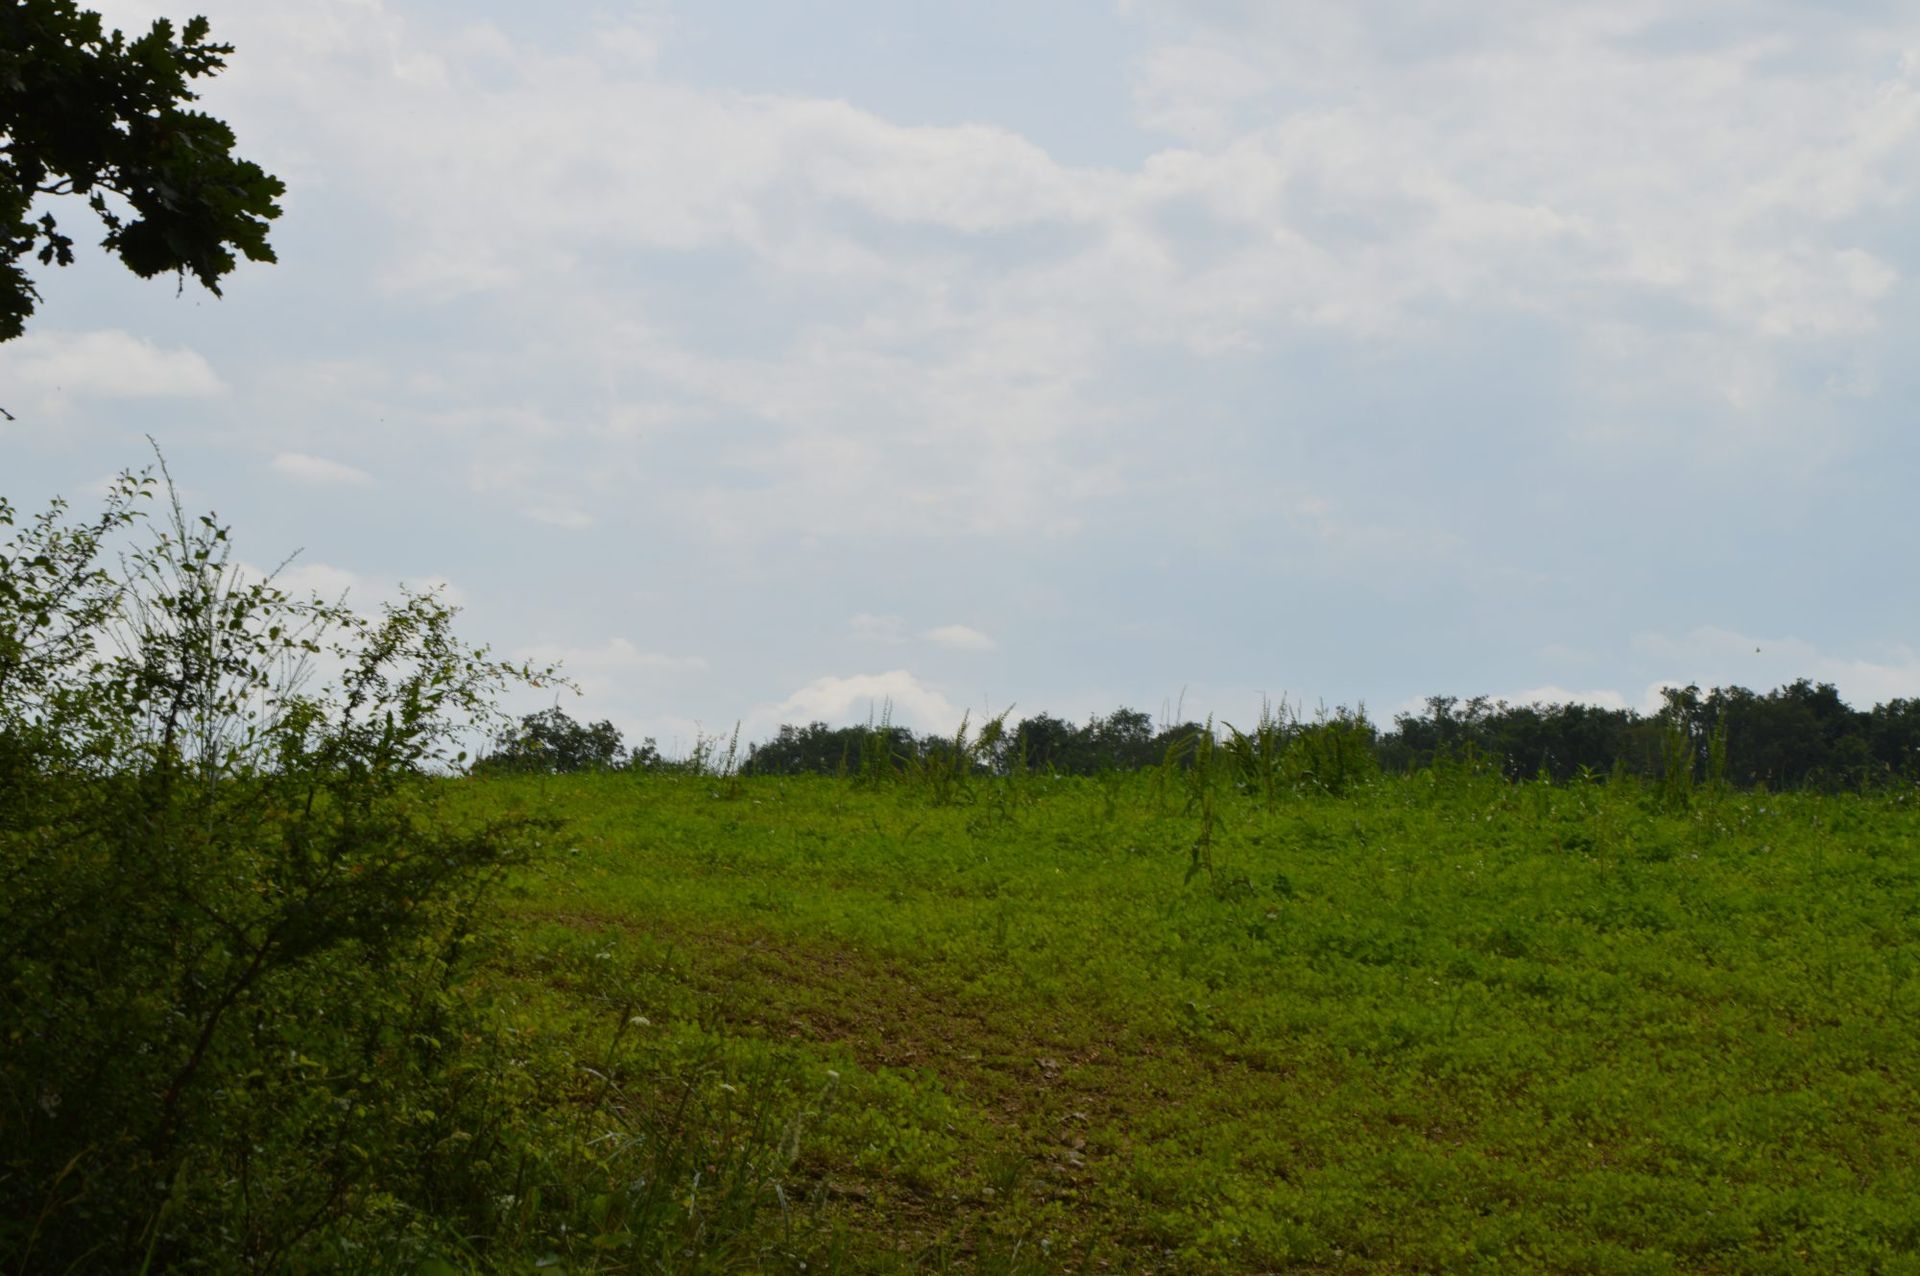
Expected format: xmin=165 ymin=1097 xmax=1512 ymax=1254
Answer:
xmin=459 ymin=769 xmax=1920 ymax=1272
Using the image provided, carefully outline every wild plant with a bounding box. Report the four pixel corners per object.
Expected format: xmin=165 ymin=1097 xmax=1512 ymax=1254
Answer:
xmin=1149 ymin=724 xmax=1194 ymax=813
xmin=906 ymin=707 xmax=1011 ymax=806
xmin=1529 ymin=763 xmax=1556 ymax=823
xmin=1658 ymin=712 xmax=1695 ymax=812
xmin=1285 ymin=704 xmax=1380 ymax=797
xmin=1160 ymin=716 xmax=1230 ymax=890
xmin=1096 ymin=765 xmax=1127 ymax=821
xmin=1426 ymin=735 xmax=1501 ymax=808
xmin=679 ymin=721 xmax=745 ymax=797
xmin=531 ymin=1037 xmax=841 ymax=1271
xmin=1223 ymin=694 xmax=1291 ymax=806
xmin=1706 ymin=716 xmax=1731 ymax=797
xmin=855 ymin=700 xmax=900 ymax=787
xmin=697 ymin=720 xmax=744 ymax=799
xmin=999 ymin=724 xmax=1033 ymax=800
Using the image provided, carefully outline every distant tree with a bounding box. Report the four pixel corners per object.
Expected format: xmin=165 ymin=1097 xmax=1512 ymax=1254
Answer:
xmin=1868 ymin=698 xmax=1920 ymax=782
xmin=736 ymin=685 xmax=1908 ymax=793
xmin=481 ymin=706 xmax=627 ymax=773
xmin=626 ymin=734 xmax=665 ymax=771
xmin=1382 ymin=695 xmax=1641 ymax=781
xmin=1707 ymin=680 xmax=1870 ymax=790
xmin=746 ymin=720 xmax=869 ymax=776
xmin=1 ymin=1 xmax=283 ymax=340
xmin=1383 ymin=695 xmax=1483 ymax=773
xmin=1090 ymin=707 xmax=1157 ymax=770
xmin=1013 ymin=712 xmax=1084 ymax=773
xmin=1150 ymin=719 xmax=1211 ymax=769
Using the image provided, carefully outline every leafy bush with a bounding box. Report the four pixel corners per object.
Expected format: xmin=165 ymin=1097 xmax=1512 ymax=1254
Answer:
xmin=0 ymin=469 xmax=555 ymax=1270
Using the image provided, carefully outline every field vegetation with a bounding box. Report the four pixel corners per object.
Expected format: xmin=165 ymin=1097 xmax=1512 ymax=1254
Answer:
xmin=456 ymin=762 xmax=1920 ymax=1272
xmin=5 ymin=478 xmax=1920 ymax=1273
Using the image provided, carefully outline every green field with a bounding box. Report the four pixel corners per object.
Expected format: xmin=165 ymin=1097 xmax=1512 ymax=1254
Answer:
xmin=460 ymin=770 xmax=1920 ymax=1273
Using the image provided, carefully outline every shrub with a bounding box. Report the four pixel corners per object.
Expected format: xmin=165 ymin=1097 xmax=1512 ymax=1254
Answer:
xmin=0 ymin=468 xmax=554 ymax=1270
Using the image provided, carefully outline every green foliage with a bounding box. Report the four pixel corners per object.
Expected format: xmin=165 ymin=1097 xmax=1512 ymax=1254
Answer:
xmin=687 ymin=720 xmax=744 ymax=797
xmin=734 ymin=684 xmax=1919 ymax=796
xmin=0 ymin=0 xmax=283 ymax=340
xmin=1014 ymin=706 xmax=1196 ymax=775
xmin=1158 ymin=715 xmax=1224 ymax=888
xmin=1218 ymin=698 xmax=1379 ymax=801
xmin=1659 ymin=697 xmax=1697 ymax=812
xmin=1222 ymin=696 xmax=1289 ymax=805
xmin=853 ymin=703 xmax=909 ymax=786
xmin=1707 ymin=714 xmax=1731 ymax=794
xmin=730 ymin=680 xmax=1919 ymax=799
xmin=0 ymin=470 xmax=556 ymax=1269
xmin=1283 ymin=704 xmax=1378 ymax=796
xmin=479 ymin=705 xmax=631 ymax=774
xmin=1382 ymin=683 xmax=1920 ymax=791
xmin=905 ymin=707 xmax=1011 ymax=806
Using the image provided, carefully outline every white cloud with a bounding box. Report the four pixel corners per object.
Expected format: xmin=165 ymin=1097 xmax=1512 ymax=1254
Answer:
xmin=759 ymin=669 xmax=963 ymax=734
xmin=271 ymin=451 xmax=372 ymax=487
xmin=0 ymin=329 xmax=224 ymax=410
xmin=590 ymin=14 xmax=673 ymax=70
xmin=850 ymin=612 xmax=906 ymax=641
xmin=922 ymin=623 xmax=995 ymax=651
xmin=116 ymin=0 xmax=1919 ymax=552
xmin=850 ymin=617 xmax=996 ymax=652
xmin=1129 ymin=42 xmax=1273 ymax=146
xmin=1118 ymin=0 xmax=1919 ymax=346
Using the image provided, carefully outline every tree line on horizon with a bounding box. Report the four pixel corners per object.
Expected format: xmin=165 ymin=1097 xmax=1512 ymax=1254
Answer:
xmin=482 ymin=678 xmax=1920 ymax=793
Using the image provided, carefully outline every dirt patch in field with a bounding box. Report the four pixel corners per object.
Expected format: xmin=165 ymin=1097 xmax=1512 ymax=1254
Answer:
xmin=525 ymin=909 xmax=1192 ymax=1266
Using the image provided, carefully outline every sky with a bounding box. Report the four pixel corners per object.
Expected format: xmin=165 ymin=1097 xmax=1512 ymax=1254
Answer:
xmin=6 ymin=0 xmax=1920 ymax=752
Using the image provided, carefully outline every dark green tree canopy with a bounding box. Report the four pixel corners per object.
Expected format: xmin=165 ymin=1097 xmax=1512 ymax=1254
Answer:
xmin=0 ymin=1 xmax=282 ymax=340
xmin=482 ymin=706 xmax=634 ymax=774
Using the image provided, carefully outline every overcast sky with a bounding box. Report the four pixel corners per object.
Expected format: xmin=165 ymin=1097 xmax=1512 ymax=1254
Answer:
xmin=6 ymin=0 xmax=1920 ymax=749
